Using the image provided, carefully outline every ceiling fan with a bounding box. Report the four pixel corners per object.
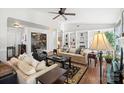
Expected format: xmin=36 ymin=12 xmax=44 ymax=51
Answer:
xmin=49 ymin=8 xmax=76 ymax=20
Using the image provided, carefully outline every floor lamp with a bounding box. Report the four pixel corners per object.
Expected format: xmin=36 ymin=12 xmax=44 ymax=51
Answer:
xmin=90 ymin=31 xmax=113 ymax=84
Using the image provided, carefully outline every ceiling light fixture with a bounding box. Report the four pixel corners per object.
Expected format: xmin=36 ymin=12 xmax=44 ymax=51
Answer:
xmin=13 ymin=23 xmax=22 ymax=28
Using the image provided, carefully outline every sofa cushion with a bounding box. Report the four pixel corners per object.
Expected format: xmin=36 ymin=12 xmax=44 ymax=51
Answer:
xmin=35 ymin=60 xmax=47 ymax=72
xmin=18 ymin=53 xmax=32 ymax=65
xmin=18 ymin=53 xmax=48 ymax=71
xmin=69 ymin=48 xmax=76 ymax=53
xmin=17 ymin=60 xmax=36 ymax=75
xmin=80 ymin=48 xmax=85 ymax=56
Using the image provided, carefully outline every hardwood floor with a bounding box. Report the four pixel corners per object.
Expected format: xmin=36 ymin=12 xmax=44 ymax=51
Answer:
xmin=55 ymin=60 xmax=107 ymax=84
xmin=79 ymin=61 xmax=107 ymax=84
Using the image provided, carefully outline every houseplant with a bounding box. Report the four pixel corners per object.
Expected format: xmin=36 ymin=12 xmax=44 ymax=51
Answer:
xmin=103 ymin=54 xmax=113 ymax=63
xmin=105 ymin=31 xmax=115 ymax=48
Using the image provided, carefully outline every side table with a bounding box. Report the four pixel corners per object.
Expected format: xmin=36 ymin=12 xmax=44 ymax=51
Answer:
xmin=88 ymin=52 xmax=97 ymax=67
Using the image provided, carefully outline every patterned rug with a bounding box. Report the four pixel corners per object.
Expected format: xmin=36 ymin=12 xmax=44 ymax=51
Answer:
xmin=47 ymin=61 xmax=88 ymax=84
xmin=64 ymin=64 xmax=88 ymax=84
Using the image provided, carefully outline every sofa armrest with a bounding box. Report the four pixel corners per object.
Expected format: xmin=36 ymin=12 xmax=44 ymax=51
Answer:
xmin=28 ymin=64 xmax=58 ymax=79
xmin=22 ymin=64 xmax=58 ymax=84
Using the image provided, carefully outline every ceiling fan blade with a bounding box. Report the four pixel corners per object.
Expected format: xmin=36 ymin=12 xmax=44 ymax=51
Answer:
xmin=53 ymin=14 xmax=60 ymax=20
xmin=64 ymin=13 xmax=76 ymax=16
xmin=61 ymin=8 xmax=66 ymax=13
xmin=48 ymin=12 xmax=59 ymax=14
xmin=62 ymin=15 xmax=67 ymax=20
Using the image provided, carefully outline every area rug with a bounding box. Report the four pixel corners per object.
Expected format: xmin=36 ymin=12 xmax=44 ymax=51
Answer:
xmin=47 ymin=61 xmax=88 ymax=84
xmin=64 ymin=64 xmax=88 ymax=84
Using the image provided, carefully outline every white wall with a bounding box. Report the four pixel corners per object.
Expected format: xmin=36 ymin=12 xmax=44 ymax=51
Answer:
xmin=7 ymin=27 xmax=57 ymax=57
xmin=7 ymin=27 xmax=23 ymax=47
xmin=7 ymin=27 xmax=23 ymax=56
xmin=0 ymin=9 xmax=58 ymax=61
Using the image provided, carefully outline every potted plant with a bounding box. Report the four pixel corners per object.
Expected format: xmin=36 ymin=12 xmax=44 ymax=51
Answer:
xmin=103 ymin=54 xmax=113 ymax=63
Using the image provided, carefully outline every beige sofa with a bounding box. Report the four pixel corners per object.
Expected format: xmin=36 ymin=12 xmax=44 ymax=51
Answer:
xmin=58 ymin=48 xmax=91 ymax=65
xmin=8 ymin=54 xmax=58 ymax=84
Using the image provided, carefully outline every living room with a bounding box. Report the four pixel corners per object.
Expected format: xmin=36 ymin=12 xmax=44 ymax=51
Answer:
xmin=0 ymin=8 xmax=124 ymax=84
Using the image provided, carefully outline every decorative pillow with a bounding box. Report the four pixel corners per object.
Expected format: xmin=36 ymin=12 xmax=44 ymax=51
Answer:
xmin=80 ymin=52 xmax=85 ymax=56
xmin=18 ymin=53 xmax=32 ymax=65
xmin=35 ymin=60 xmax=47 ymax=71
xmin=80 ymin=48 xmax=85 ymax=55
xmin=69 ymin=48 xmax=76 ymax=53
xmin=17 ymin=60 xmax=36 ymax=75
xmin=66 ymin=48 xmax=70 ymax=53
xmin=30 ymin=58 xmax=39 ymax=68
xmin=60 ymin=48 xmax=64 ymax=52
xmin=75 ymin=47 xmax=81 ymax=54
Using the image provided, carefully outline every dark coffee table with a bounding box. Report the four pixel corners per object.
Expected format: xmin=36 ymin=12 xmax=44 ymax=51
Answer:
xmin=36 ymin=67 xmax=66 ymax=84
xmin=47 ymin=55 xmax=71 ymax=68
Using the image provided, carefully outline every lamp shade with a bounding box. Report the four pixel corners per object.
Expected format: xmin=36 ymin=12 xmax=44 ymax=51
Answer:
xmin=90 ymin=31 xmax=113 ymax=51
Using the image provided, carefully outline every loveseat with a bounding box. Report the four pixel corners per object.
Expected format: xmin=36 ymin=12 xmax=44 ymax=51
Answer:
xmin=8 ymin=53 xmax=58 ymax=84
xmin=58 ymin=48 xmax=91 ymax=65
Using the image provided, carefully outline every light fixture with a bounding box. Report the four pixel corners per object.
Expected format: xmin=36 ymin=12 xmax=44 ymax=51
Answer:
xmin=90 ymin=31 xmax=113 ymax=84
xmin=13 ymin=23 xmax=22 ymax=28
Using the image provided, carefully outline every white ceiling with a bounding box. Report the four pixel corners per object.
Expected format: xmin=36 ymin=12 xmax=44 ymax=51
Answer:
xmin=7 ymin=8 xmax=123 ymax=31
xmin=7 ymin=17 xmax=49 ymax=30
xmin=33 ymin=8 xmax=123 ymax=24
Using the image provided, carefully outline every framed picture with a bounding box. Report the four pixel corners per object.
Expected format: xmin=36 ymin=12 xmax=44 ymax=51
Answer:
xmin=7 ymin=46 xmax=16 ymax=60
xmin=77 ymin=32 xmax=88 ymax=48
xmin=64 ymin=33 xmax=69 ymax=47
xmin=31 ymin=32 xmax=47 ymax=52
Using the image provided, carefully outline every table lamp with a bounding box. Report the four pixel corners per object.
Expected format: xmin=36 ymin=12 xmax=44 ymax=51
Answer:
xmin=90 ymin=31 xmax=113 ymax=84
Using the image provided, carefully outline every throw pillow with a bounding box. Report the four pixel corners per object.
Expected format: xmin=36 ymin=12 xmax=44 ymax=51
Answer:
xmin=17 ymin=60 xmax=36 ymax=75
xmin=80 ymin=48 xmax=85 ymax=56
xmin=60 ymin=48 xmax=64 ymax=52
xmin=75 ymin=47 xmax=81 ymax=54
xmin=18 ymin=53 xmax=33 ymax=66
xmin=66 ymin=48 xmax=70 ymax=53
xmin=80 ymin=52 xmax=85 ymax=56
xmin=30 ymin=58 xmax=39 ymax=68
xmin=35 ymin=60 xmax=47 ymax=71
xmin=69 ymin=48 xmax=76 ymax=53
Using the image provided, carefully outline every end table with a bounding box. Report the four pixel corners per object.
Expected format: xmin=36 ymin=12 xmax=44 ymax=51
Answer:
xmin=88 ymin=52 xmax=97 ymax=67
